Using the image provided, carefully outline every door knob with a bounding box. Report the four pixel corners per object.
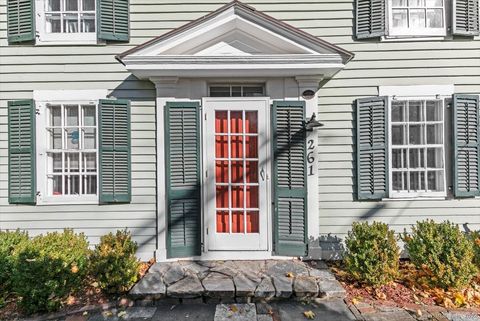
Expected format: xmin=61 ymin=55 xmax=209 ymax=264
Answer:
xmin=260 ymin=167 xmax=265 ymax=181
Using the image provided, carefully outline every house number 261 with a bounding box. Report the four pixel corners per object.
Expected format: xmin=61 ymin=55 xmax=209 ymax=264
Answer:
xmin=307 ymin=139 xmax=315 ymax=176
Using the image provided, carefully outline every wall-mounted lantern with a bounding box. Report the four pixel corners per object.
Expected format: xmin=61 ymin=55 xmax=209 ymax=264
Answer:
xmin=305 ymin=112 xmax=323 ymax=131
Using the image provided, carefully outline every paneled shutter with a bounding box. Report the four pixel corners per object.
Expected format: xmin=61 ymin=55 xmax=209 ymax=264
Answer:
xmin=272 ymin=101 xmax=308 ymax=257
xmin=356 ymin=97 xmax=389 ymax=200
xmin=98 ymin=99 xmax=131 ymax=203
xmin=355 ymin=0 xmax=386 ymax=39
xmin=8 ymin=100 xmax=36 ymax=204
xmin=453 ymin=94 xmax=480 ymax=197
xmin=7 ymin=0 xmax=35 ymax=43
xmin=165 ymin=102 xmax=201 ymax=258
xmin=97 ymin=0 xmax=129 ymax=41
xmin=453 ymin=0 xmax=480 ymax=36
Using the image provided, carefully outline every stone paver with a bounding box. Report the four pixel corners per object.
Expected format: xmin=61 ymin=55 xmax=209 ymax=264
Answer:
xmin=362 ymin=310 xmax=416 ymax=321
xmin=444 ymin=312 xmax=480 ymax=321
xmin=293 ymin=276 xmax=319 ymax=298
xmin=122 ymin=307 xmax=157 ymax=319
xmin=234 ymin=274 xmax=258 ymax=297
xmin=202 ymin=272 xmax=235 ymax=298
xmin=256 ymin=315 xmax=273 ymax=321
xmin=214 ymin=303 xmax=257 ymax=321
xmin=167 ymin=275 xmax=203 ymax=298
xmin=318 ymin=279 xmax=346 ymax=299
xmin=266 ymin=260 xmax=309 ymax=277
xmin=151 ymin=303 xmax=216 ymax=321
xmin=163 ymin=265 xmax=185 ymax=285
xmin=254 ymin=277 xmax=275 ymax=300
xmin=130 ymin=273 xmax=166 ymax=299
xmin=271 ymin=275 xmax=293 ymax=298
xmin=271 ymin=299 xmax=356 ymax=321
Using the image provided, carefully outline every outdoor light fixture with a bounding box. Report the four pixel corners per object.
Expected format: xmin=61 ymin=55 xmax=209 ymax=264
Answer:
xmin=305 ymin=112 xmax=324 ymax=131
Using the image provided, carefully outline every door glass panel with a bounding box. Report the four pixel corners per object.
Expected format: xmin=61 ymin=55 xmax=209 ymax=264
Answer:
xmin=214 ymin=110 xmax=260 ymax=234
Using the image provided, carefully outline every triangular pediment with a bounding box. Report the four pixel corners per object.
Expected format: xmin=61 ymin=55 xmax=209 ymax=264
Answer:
xmin=117 ymin=1 xmax=353 ymax=79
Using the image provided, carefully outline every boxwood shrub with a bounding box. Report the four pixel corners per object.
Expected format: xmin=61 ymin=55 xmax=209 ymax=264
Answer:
xmin=90 ymin=229 xmax=140 ymax=294
xmin=13 ymin=229 xmax=90 ymax=314
xmin=0 ymin=230 xmax=29 ymax=303
xmin=403 ymin=220 xmax=477 ymax=290
xmin=469 ymin=230 xmax=480 ymax=267
xmin=344 ymin=221 xmax=400 ymax=286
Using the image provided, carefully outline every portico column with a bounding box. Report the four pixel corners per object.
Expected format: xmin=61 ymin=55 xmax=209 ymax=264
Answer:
xmin=296 ymin=75 xmax=323 ymax=259
xmin=151 ymin=77 xmax=178 ymax=262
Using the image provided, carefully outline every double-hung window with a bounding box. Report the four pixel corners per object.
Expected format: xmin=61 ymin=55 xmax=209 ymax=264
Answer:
xmin=390 ymin=99 xmax=446 ymax=197
xmin=389 ymin=0 xmax=446 ymax=37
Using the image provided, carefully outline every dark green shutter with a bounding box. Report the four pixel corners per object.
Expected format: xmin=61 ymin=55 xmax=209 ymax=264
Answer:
xmin=453 ymin=94 xmax=480 ymax=197
xmin=272 ymin=101 xmax=308 ymax=257
xmin=8 ymin=100 xmax=36 ymax=204
xmin=165 ymin=102 xmax=201 ymax=258
xmin=97 ymin=0 xmax=129 ymax=41
xmin=355 ymin=0 xmax=386 ymax=39
xmin=98 ymin=99 xmax=131 ymax=203
xmin=453 ymin=0 xmax=480 ymax=36
xmin=356 ymin=96 xmax=389 ymax=200
xmin=7 ymin=0 xmax=35 ymax=43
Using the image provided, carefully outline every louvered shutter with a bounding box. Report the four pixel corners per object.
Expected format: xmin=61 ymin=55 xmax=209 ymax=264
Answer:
xmin=97 ymin=0 xmax=129 ymax=41
xmin=453 ymin=94 xmax=480 ymax=197
xmin=7 ymin=0 xmax=35 ymax=43
xmin=98 ymin=99 xmax=131 ymax=203
xmin=165 ymin=102 xmax=201 ymax=258
xmin=8 ymin=100 xmax=36 ymax=204
xmin=272 ymin=101 xmax=308 ymax=257
xmin=453 ymin=0 xmax=480 ymax=36
xmin=356 ymin=97 xmax=389 ymax=200
xmin=355 ymin=0 xmax=386 ymax=39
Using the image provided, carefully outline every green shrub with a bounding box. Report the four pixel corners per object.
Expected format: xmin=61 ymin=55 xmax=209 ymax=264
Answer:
xmin=344 ymin=221 xmax=400 ymax=286
xmin=13 ymin=229 xmax=90 ymax=314
xmin=90 ymin=230 xmax=140 ymax=294
xmin=468 ymin=230 xmax=480 ymax=267
xmin=403 ymin=220 xmax=477 ymax=290
xmin=0 ymin=230 xmax=29 ymax=300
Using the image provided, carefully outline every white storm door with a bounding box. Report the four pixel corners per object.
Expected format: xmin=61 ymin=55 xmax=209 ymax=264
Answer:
xmin=203 ymin=98 xmax=270 ymax=251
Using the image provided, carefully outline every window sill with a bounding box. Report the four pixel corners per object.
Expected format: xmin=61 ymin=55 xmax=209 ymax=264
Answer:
xmin=36 ymin=196 xmax=98 ymax=206
xmin=383 ymin=195 xmax=447 ymax=201
xmin=35 ymin=35 xmax=104 ymax=46
xmin=381 ymin=35 xmax=449 ymax=42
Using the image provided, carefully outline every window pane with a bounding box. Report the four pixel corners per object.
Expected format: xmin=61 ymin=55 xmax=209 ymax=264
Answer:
xmin=66 ymin=128 xmax=80 ymax=149
xmin=410 ymin=0 xmax=426 ymax=6
xmin=83 ymin=128 xmax=96 ymax=149
xmin=46 ymin=14 xmax=61 ymax=33
xmin=49 ymin=105 xmax=61 ymax=126
xmin=392 ymin=9 xmax=408 ymax=27
xmin=427 ymin=148 xmax=443 ymax=168
xmin=427 ymin=9 xmax=443 ymax=27
xmin=65 ymin=0 xmax=78 ymax=11
xmin=245 ymin=111 xmax=257 ymax=133
xmin=215 ymin=136 xmax=228 ymax=158
xmin=245 ymin=161 xmax=258 ymax=183
xmin=409 ymin=148 xmax=425 ymax=168
xmin=47 ymin=0 xmax=61 ymax=11
xmin=243 ymin=86 xmax=264 ymax=97
xmin=83 ymin=152 xmax=96 ymax=172
xmin=230 ymin=135 xmax=243 ymax=158
xmin=63 ymin=13 xmax=79 ymax=33
xmin=231 ymin=186 xmax=244 ymax=208
xmin=82 ymin=105 xmax=96 ymax=126
xmin=426 ymin=0 xmax=442 ymax=6
xmin=65 ymin=105 xmax=79 ymax=126
xmin=232 ymin=211 xmax=244 ymax=233
xmin=66 ymin=152 xmax=79 ymax=172
xmin=49 ymin=128 xmax=62 ymax=149
xmin=426 ymin=100 xmax=442 ymax=121
xmin=230 ymin=111 xmax=243 ymax=134
xmin=410 ymin=9 xmax=426 ymax=28
xmin=215 ymin=161 xmax=228 ymax=183
xmin=392 ymin=0 xmax=408 ymax=6
xmin=216 ymin=211 xmax=229 ymax=233
xmin=232 ymin=86 xmax=242 ymax=97
xmin=231 ymin=161 xmax=243 ymax=183
xmin=410 ymin=171 xmax=420 ymax=191
xmin=216 ymin=186 xmax=228 ymax=208
xmin=391 ymin=101 xmax=406 ymax=122
xmin=408 ymin=101 xmax=423 ymax=121
xmin=392 ymin=148 xmax=406 ymax=169
xmin=246 ymin=211 xmax=259 ymax=233
xmin=392 ymin=172 xmax=403 ymax=190
xmin=210 ymin=86 xmax=230 ymax=97
xmin=82 ymin=0 xmax=95 ymax=10
xmin=428 ymin=171 xmax=444 ymax=191
xmin=409 ymin=124 xmax=424 ymax=144
xmin=83 ymin=175 xmax=97 ymax=194
xmin=392 ymin=125 xmax=406 ymax=145
xmin=66 ymin=175 xmax=80 ymax=194
xmin=51 ymin=176 xmax=63 ymax=195
xmin=426 ymin=124 xmax=443 ymax=144
xmin=80 ymin=13 xmax=95 ymax=32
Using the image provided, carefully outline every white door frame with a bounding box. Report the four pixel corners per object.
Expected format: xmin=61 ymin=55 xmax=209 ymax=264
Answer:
xmin=202 ymin=97 xmax=272 ymax=252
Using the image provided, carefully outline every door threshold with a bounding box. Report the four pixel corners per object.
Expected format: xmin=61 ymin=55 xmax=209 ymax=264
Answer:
xmin=158 ymin=251 xmax=295 ymax=262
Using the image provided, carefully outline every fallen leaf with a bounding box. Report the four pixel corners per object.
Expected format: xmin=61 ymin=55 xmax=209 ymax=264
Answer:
xmin=454 ymin=292 xmax=466 ymax=307
xmin=230 ymin=305 xmax=238 ymax=313
xmin=66 ymin=296 xmax=76 ymax=305
xmin=286 ymin=272 xmax=295 ymax=278
xmin=443 ymin=298 xmax=455 ymax=309
xmin=117 ymin=311 xmax=127 ymax=318
xmin=416 ymin=309 xmax=422 ymax=317
xmin=71 ymin=265 xmax=79 ymax=273
xmin=303 ymin=310 xmax=316 ymax=319
xmin=351 ymin=297 xmax=360 ymax=305
xmin=82 ymin=311 xmax=88 ymax=316
xmin=375 ymin=291 xmax=386 ymax=300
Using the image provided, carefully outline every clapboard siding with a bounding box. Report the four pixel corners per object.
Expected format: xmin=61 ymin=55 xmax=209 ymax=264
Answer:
xmin=0 ymin=0 xmax=479 ymax=259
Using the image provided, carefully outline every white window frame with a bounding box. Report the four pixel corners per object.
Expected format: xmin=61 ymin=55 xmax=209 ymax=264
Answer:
xmin=379 ymin=85 xmax=453 ymax=199
xmin=208 ymin=84 xmax=266 ymax=97
xmin=386 ymin=0 xmax=447 ymax=38
xmin=34 ymin=90 xmax=107 ymax=205
xmin=35 ymin=0 xmax=97 ymax=44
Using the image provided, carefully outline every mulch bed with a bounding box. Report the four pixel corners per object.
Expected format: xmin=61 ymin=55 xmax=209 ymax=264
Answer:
xmin=0 ymin=259 xmax=154 ymax=321
xmin=328 ymin=260 xmax=480 ymax=313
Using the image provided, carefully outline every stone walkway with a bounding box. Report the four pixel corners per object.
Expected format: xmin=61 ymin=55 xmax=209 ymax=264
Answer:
xmin=129 ymin=260 xmax=345 ymax=304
